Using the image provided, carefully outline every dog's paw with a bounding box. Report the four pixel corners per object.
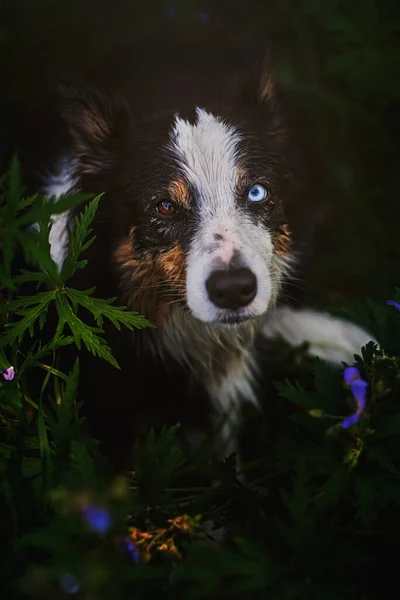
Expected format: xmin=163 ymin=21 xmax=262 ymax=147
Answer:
xmin=261 ymin=306 xmax=376 ymax=365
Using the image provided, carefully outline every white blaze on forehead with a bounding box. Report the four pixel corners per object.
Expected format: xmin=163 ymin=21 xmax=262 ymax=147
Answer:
xmin=171 ymin=108 xmax=277 ymax=324
xmin=171 ymin=108 xmax=242 ymax=215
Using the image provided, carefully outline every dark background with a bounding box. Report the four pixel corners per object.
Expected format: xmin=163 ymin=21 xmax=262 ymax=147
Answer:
xmin=0 ymin=0 xmax=399 ymax=311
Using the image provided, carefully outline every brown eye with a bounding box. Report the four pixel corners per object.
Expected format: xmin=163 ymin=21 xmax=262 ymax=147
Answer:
xmin=156 ymin=200 xmax=177 ymax=216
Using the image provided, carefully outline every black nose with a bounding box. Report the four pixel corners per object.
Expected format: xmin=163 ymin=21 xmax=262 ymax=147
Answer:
xmin=206 ymin=268 xmax=257 ymax=310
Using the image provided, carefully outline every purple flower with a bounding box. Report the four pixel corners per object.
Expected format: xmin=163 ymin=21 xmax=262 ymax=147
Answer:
xmin=81 ymin=505 xmax=111 ymax=534
xmin=387 ymin=300 xmax=400 ymax=312
xmin=341 ymin=367 xmax=368 ymax=429
xmin=341 ymin=413 xmax=362 ymax=429
xmin=343 ymin=366 xmax=360 ymax=385
xmin=1 ymin=366 xmax=14 ymax=381
xmin=59 ymin=573 xmax=79 ymax=595
xmin=349 ymin=379 xmax=367 ymax=409
xmin=123 ymin=538 xmax=140 ymax=563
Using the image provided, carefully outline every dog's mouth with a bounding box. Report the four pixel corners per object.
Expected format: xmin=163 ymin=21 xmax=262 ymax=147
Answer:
xmin=209 ymin=312 xmax=259 ymax=328
xmin=219 ymin=314 xmax=253 ymax=325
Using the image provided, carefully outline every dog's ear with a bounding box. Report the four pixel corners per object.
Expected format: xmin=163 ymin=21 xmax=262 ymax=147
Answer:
xmin=242 ymin=51 xmax=277 ymax=106
xmin=57 ymin=77 xmax=131 ymax=174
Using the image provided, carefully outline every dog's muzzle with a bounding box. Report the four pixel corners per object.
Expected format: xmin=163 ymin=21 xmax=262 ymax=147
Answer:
xmin=205 ymin=267 xmax=257 ymax=310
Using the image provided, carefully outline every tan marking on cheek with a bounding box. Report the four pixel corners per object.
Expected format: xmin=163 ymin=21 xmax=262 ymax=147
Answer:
xmin=272 ymin=223 xmax=293 ymax=257
xmin=157 ymin=245 xmax=186 ymax=286
xmin=113 ymin=235 xmax=185 ymax=325
xmin=169 ymin=179 xmax=190 ymax=207
xmin=113 ymin=228 xmax=136 ymax=269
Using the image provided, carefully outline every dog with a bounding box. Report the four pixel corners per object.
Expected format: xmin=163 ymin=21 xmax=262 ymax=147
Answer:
xmin=37 ymin=46 xmax=373 ymax=471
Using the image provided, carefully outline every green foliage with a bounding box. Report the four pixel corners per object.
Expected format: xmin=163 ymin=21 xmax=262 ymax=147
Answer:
xmin=0 ymin=158 xmax=153 ymax=372
xmin=1 ymin=159 xmax=400 ymax=600
xmin=1 ymin=1 xmax=400 ymax=597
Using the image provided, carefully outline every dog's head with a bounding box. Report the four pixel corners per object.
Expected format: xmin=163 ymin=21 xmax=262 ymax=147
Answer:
xmin=58 ymin=61 xmax=295 ymax=328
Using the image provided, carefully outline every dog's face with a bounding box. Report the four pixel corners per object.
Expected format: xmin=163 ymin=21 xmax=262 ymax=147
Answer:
xmin=59 ymin=70 xmax=294 ymax=327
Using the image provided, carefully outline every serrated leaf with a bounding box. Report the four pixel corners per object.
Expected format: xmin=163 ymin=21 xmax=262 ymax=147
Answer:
xmin=70 ymin=439 xmax=98 ymax=483
xmin=281 ymin=458 xmax=310 ymax=526
xmin=13 ymin=269 xmax=53 ymax=285
xmin=133 ymin=426 xmax=185 ymax=505
xmin=315 ymin=467 xmax=349 ymax=510
xmin=37 ymin=400 xmax=53 ymax=491
xmin=17 ymin=193 xmax=39 ymax=213
xmin=5 ymin=154 xmax=24 ymax=215
xmin=43 ymin=191 xmax=92 ymax=214
xmin=1 ymin=289 xmax=56 ymax=344
xmin=54 ymin=292 xmax=119 ymax=368
xmin=66 ymin=287 xmax=154 ymax=331
xmin=275 ymin=378 xmax=319 ymax=409
xmin=20 ymin=336 xmax=74 ymax=372
xmin=51 ymin=359 xmax=80 ymax=455
xmin=60 ymin=194 xmax=103 ymax=283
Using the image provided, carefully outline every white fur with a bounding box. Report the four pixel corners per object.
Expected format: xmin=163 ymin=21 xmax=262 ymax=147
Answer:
xmin=261 ymin=306 xmax=376 ymax=364
xmin=161 ymin=309 xmax=259 ymax=392
xmin=171 ymin=109 xmax=276 ymax=324
xmin=40 ymin=154 xmax=375 ymax=463
xmin=39 ymin=156 xmax=78 ymax=271
xmin=206 ymin=349 xmax=258 ymax=454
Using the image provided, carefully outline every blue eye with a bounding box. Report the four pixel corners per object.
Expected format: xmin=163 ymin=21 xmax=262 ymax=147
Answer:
xmin=248 ymin=184 xmax=268 ymax=203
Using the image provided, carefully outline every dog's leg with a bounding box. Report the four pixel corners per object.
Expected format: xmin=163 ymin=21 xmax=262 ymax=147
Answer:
xmin=206 ymin=349 xmax=259 ymax=472
xmin=261 ymin=306 xmax=376 ymax=364
xmin=199 ymin=351 xmax=259 ymax=542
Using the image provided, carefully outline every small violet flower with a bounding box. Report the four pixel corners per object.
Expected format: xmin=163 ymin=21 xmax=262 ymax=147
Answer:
xmin=81 ymin=505 xmax=111 ymax=534
xmin=1 ymin=366 xmax=14 ymax=381
xmin=387 ymin=300 xmax=400 ymax=312
xmin=343 ymin=366 xmax=360 ymax=385
xmin=342 ymin=366 xmax=368 ymax=429
xmin=59 ymin=573 xmax=79 ymax=595
xmin=123 ymin=538 xmax=140 ymax=563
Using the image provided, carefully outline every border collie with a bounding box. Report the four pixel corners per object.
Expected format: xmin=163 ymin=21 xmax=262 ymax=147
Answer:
xmin=39 ymin=51 xmax=373 ymax=470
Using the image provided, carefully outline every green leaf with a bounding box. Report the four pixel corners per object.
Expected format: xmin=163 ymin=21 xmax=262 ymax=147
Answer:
xmin=37 ymin=401 xmax=53 ymax=491
xmin=19 ymin=336 xmax=74 ymax=373
xmin=51 ymin=359 xmax=81 ymax=456
xmin=281 ymin=458 xmax=310 ymax=527
xmin=54 ymin=292 xmax=119 ymax=368
xmin=13 ymin=269 xmax=53 ymax=285
xmin=315 ymin=467 xmax=349 ymax=510
xmin=5 ymin=154 xmax=24 ymax=215
xmin=275 ymin=378 xmax=319 ymax=409
xmin=17 ymin=193 xmax=39 ymax=213
xmin=60 ymin=194 xmax=103 ymax=283
xmin=66 ymin=287 xmax=154 ymax=331
xmin=133 ymin=426 xmax=185 ymax=505
xmin=1 ymin=290 xmax=56 ymax=344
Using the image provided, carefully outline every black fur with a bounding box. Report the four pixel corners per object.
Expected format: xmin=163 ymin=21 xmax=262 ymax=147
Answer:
xmin=29 ymin=43 xmax=320 ymax=471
